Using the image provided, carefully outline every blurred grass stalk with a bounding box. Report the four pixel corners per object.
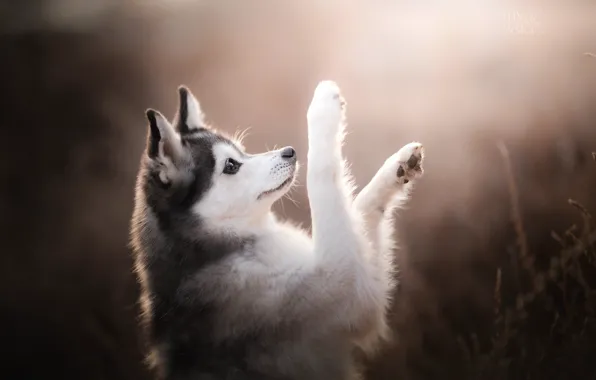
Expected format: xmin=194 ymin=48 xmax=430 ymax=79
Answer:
xmin=460 ymin=145 xmax=596 ymax=380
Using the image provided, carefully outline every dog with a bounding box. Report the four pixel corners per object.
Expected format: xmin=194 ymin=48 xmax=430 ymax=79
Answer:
xmin=130 ymin=80 xmax=425 ymax=380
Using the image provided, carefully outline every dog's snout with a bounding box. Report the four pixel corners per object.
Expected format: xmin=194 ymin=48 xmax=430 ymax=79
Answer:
xmin=281 ymin=146 xmax=296 ymax=160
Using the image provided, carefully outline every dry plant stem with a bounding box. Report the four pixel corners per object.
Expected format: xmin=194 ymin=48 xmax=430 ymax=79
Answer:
xmin=560 ymin=229 xmax=596 ymax=266
xmin=562 ymin=199 xmax=596 ymax=264
xmin=494 ymin=268 xmax=502 ymax=315
xmin=470 ymin=147 xmax=596 ymax=379
xmin=568 ymin=199 xmax=594 ymax=233
xmin=497 ymin=142 xmax=529 ymax=260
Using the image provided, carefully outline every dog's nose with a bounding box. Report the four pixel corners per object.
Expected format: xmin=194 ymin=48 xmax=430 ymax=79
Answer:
xmin=281 ymin=146 xmax=296 ymax=159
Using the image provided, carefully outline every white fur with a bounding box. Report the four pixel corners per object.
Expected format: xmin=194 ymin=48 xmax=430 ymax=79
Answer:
xmin=194 ymin=142 xmax=298 ymax=233
xmin=186 ymin=81 xmax=425 ymax=376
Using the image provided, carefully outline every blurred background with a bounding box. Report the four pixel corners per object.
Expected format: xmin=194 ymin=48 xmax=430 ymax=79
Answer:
xmin=1 ymin=1 xmax=596 ymax=379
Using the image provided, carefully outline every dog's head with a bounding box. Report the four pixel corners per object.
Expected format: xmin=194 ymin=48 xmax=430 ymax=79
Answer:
xmin=138 ymin=86 xmax=297 ymax=233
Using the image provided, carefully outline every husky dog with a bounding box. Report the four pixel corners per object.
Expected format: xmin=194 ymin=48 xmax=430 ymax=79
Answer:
xmin=130 ymin=81 xmax=424 ymax=380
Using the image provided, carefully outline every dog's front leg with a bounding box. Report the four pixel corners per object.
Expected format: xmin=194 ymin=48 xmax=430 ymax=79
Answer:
xmin=354 ymin=142 xmax=425 ymax=252
xmin=347 ymin=143 xmax=424 ymax=349
xmin=305 ymin=81 xmax=382 ymax=336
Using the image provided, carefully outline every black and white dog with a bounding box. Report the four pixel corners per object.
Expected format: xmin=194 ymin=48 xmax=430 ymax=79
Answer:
xmin=130 ymin=81 xmax=425 ymax=380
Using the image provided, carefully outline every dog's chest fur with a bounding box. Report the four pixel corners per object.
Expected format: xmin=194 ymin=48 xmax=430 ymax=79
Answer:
xmin=133 ymin=203 xmax=357 ymax=380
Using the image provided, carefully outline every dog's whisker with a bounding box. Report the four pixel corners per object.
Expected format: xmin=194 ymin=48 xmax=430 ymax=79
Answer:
xmin=235 ymin=126 xmax=252 ymax=145
xmin=279 ymin=196 xmax=287 ymax=216
xmin=285 ymin=194 xmax=300 ymax=207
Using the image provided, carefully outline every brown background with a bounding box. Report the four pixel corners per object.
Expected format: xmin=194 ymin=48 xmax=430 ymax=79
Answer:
xmin=1 ymin=1 xmax=596 ymax=379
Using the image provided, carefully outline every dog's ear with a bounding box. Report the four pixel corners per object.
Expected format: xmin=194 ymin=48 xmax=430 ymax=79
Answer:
xmin=146 ymin=108 xmax=180 ymax=159
xmin=146 ymin=109 xmax=191 ymax=183
xmin=175 ymin=85 xmax=206 ymax=134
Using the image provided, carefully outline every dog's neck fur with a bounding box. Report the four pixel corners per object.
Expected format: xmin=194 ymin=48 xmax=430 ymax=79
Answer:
xmin=203 ymin=210 xmax=279 ymax=237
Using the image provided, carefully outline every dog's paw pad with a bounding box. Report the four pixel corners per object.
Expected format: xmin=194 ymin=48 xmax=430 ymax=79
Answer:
xmin=395 ymin=142 xmax=424 ymax=183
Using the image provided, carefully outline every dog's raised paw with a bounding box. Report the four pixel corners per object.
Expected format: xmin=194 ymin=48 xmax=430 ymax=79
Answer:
xmin=394 ymin=142 xmax=424 ymax=184
xmin=311 ymin=80 xmax=344 ymax=105
xmin=306 ymin=80 xmax=345 ymax=140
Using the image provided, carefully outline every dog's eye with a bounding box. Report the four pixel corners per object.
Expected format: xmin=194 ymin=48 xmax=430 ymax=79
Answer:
xmin=223 ymin=158 xmax=242 ymax=175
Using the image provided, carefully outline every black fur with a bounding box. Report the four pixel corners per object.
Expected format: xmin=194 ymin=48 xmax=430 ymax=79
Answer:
xmin=132 ymin=123 xmax=259 ymax=379
xmin=146 ymin=109 xmax=162 ymax=159
xmin=176 ymin=86 xmax=206 ymax=135
xmin=176 ymin=86 xmax=192 ymax=134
